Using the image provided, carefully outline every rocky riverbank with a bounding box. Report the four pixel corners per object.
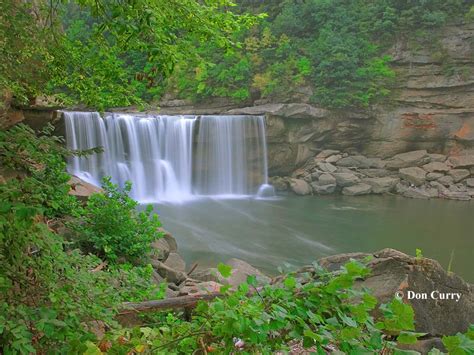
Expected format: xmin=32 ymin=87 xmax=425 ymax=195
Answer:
xmin=144 ymin=227 xmax=473 ymax=353
xmin=270 ymin=149 xmax=474 ymax=201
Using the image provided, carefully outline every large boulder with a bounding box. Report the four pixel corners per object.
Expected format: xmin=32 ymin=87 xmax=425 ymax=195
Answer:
xmin=448 ymin=155 xmax=474 ymax=168
xmin=318 ymin=249 xmax=474 ymax=336
xmin=363 ymin=177 xmax=400 ymax=193
xmin=399 ymin=167 xmax=427 ymax=186
xmin=422 ymin=162 xmax=450 ymax=173
xmin=318 ymin=173 xmax=336 ymax=186
xmin=342 ymin=183 xmax=372 ymax=196
xmin=311 ymin=182 xmax=337 ymax=195
xmin=289 ymin=179 xmax=312 ymax=195
xmin=386 ymin=150 xmax=430 ymax=169
xmin=68 ymin=176 xmax=103 ymax=202
xmin=224 ymin=259 xmax=271 ymax=289
xmin=448 ymin=169 xmax=470 ymax=183
xmin=333 ymin=173 xmax=360 ymax=187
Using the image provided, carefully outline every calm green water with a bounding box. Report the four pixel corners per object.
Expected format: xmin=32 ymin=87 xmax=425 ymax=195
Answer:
xmin=153 ymin=195 xmax=474 ymax=282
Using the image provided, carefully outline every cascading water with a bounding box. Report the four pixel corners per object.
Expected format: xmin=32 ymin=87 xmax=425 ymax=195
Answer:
xmin=63 ymin=111 xmax=274 ymax=202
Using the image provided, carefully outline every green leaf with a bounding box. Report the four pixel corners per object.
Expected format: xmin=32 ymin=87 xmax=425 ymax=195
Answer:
xmin=217 ymin=263 xmax=232 ymax=278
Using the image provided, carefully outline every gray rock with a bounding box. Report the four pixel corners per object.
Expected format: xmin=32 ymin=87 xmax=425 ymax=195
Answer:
xmin=311 ymin=182 xmax=336 ymax=195
xmin=396 ymin=183 xmax=432 ymax=199
xmin=228 ymin=103 xmax=328 ymax=119
xmin=190 ymin=268 xmax=220 ymax=283
xmin=316 ymin=149 xmax=340 ymax=159
xmin=428 ymin=154 xmax=447 ymax=162
xmin=336 ymin=155 xmax=372 ymax=168
xmin=399 ymin=167 xmax=427 ymax=186
xmin=225 ymin=258 xmax=271 ymax=288
xmin=437 ymin=175 xmax=455 ymax=186
xmin=422 ymin=162 xmax=450 ymax=173
xmin=325 ymin=154 xmax=342 ymax=163
xmin=333 ymin=173 xmax=360 ymax=187
xmin=179 ymin=280 xmax=222 ymax=296
xmin=448 ymin=155 xmax=474 ymax=168
xmin=289 ymin=179 xmax=312 ymax=195
xmin=317 ymin=162 xmax=338 ymax=173
xmin=318 ymin=249 xmax=474 ymax=336
xmin=164 ymin=252 xmax=186 ymax=273
xmin=318 ymin=173 xmax=336 ymax=185
xmin=465 ymin=178 xmax=474 ymax=188
xmin=151 ymin=260 xmax=187 ymax=285
xmin=426 ymin=172 xmax=444 ymax=181
xmin=358 ymin=168 xmax=392 ymax=178
xmin=363 ymin=177 xmax=400 ymax=193
xmin=448 ymin=169 xmax=470 ymax=183
xmin=342 ymin=183 xmax=372 ymax=196
xmin=367 ymin=157 xmax=386 ymax=169
xmin=386 ymin=150 xmax=430 ymax=169
xmin=150 ymin=238 xmax=170 ymax=262
xmin=442 ymin=191 xmax=471 ymax=201
xmin=269 ymin=176 xmax=289 ymax=191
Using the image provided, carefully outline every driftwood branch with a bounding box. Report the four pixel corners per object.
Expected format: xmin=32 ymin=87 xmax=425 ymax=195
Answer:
xmin=118 ymin=292 xmax=222 ymax=315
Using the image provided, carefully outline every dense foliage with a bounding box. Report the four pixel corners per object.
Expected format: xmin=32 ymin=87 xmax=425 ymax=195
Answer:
xmin=0 ymin=125 xmax=164 ymax=352
xmin=73 ymin=177 xmax=162 ymax=264
xmin=1 ymin=125 xmax=473 ymax=353
xmin=169 ymin=0 xmax=473 ymax=108
xmin=0 ymin=0 xmax=259 ymax=110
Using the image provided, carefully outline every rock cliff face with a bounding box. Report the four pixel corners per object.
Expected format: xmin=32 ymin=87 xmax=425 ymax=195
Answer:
xmin=4 ymin=23 xmax=473 ymax=178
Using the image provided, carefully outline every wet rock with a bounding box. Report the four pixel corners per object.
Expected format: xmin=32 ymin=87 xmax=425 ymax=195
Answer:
xmin=316 ymin=149 xmax=340 ymax=159
xmin=311 ymin=182 xmax=337 ymax=195
xmin=289 ymin=179 xmax=312 ymax=195
xmin=269 ymin=176 xmax=289 ymax=191
xmin=336 ymin=155 xmax=371 ymax=168
xmin=150 ymin=238 xmax=170 ymax=262
xmin=325 ymin=154 xmax=342 ymax=163
xmin=358 ymin=168 xmax=392 ymax=178
xmin=68 ymin=175 xmax=103 ymax=202
xmin=386 ymin=150 xmax=430 ymax=169
xmin=441 ymin=191 xmax=471 ymax=201
xmin=465 ymin=178 xmax=474 ymax=188
xmin=164 ymin=253 xmax=186 ymax=273
xmin=428 ymin=154 xmax=447 ymax=163
xmin=151 ymin=260 xmax=187 ymax=285
xmin=448 ymin=155 xmax=474 ymax=168
xmin=317 ymin=162 xmax=338 ymax=173
xmin=399 ymin=167 xmax=427 ymax=186
xmin=396 ymin=183 xmax=433 ymax=199
xmin=318 ymin=173 xmax=336 ymax=186
xmin=363 ymin=177 xmax=400 ymax=194
xmin=426 ymin=172 xmax=444 ymax=181
xmin=342 ymin=183 xmax=372 ymax=196
xmin=333 ymin=173 xmax=360 ymax=187
xmin=179 ymin=280 xmax=222 ymax=296
xmin=437 ymin=175 xmax=454 ymax=186
xmin=225 ymin=258 xmax=271 ymax=288
xmin=448 ymin=169 xmax=470 ymax=183
xmin=318 ymin=248 xmax=474 ymax=336
xmin=422 ymin=162 xmax=450 ymax=173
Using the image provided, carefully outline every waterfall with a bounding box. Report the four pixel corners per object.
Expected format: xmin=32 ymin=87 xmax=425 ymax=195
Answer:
xmin=63 ymin=111 xmax=273 ymax=202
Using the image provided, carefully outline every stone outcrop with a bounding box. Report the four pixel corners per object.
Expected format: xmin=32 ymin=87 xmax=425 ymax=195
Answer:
xmin=317 ymin=249 xmax=474 ymax=337
xmin=68 ymin=175 xmax=103 ymax=201
xmin=275 ymin=149 xmax=474 ymax=201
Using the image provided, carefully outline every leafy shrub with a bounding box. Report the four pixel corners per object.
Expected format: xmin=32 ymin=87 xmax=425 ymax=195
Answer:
xmin=73 ymin=177 xmax=162 ymax=264
xmin=89 ymin=259 xmax=426 ymax=353
xmin=0 ymin=124 xmax=79 ymax=217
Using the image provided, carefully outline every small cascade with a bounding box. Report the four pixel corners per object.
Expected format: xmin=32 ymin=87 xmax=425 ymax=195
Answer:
xmin=63 ymin=111 xmax=274 ymax=202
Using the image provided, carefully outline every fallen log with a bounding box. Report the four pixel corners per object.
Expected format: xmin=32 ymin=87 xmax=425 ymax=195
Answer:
xmin=118 ymin=292 xmax=222 ymax=315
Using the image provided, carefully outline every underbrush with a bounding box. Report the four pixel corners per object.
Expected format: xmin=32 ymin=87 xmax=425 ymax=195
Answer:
xmin=0 ymin=124 xmax=473 ymax=354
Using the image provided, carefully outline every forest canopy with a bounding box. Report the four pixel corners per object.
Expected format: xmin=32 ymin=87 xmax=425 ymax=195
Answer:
xmin=1 ymin=0 xmax=473 ymax=110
